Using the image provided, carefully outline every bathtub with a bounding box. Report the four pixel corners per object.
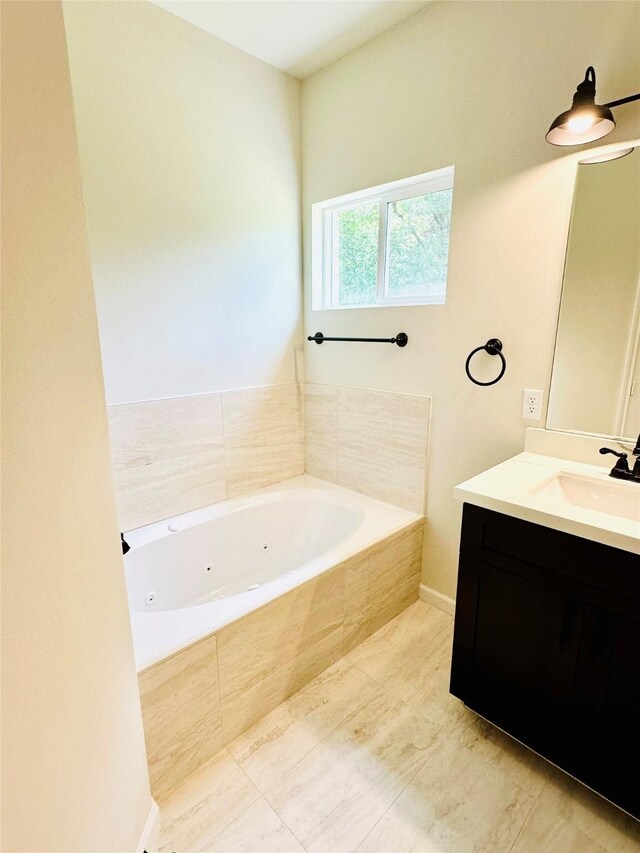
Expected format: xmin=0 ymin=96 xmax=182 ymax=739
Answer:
xmin=126 ymin=474 xmax=421 ymax=672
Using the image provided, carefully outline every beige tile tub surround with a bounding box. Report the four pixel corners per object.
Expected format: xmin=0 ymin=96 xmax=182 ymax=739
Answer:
xmin=344 ymin=519 xmax=424 ymax=651
xmin=109 ymin=393 xmax=227 ymax=530
xmin=110 ymin=383 xmax=424 ymax=530
xmin=217 ymin=567 xmax=345 ymax=743
xmin=304 ymin=383 xmax=338 ymax=481
xmin=114 ymin=451 xmax=226 ymax=532
xmin=222 ymin=383 xmax=304 ymax=498
xmin=138 ymin=633 xmax=222 ymax=802
xmin=138 ymin=518 xmax=423 ymax=800
xmin=108 ymin=383 xmax=304 ymax=529
xmin=304 ymin=383 xmax=430 ymax=513
xmin=108 ymin=393 xmax=225 ymax=471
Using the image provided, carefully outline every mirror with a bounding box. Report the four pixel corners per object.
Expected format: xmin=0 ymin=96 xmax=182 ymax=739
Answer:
xmin=547 ymin=148 xmax=640 ymax=441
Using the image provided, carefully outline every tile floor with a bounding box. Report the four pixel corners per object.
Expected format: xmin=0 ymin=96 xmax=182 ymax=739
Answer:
xmin=155 ymin=601 xmax=640 ymax=852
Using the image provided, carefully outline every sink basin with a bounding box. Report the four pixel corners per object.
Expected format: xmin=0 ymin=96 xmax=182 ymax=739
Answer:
xmin=455 ymin=452 xmax=640 ymax=554
xmin=532 ymin=473 xmax=640 ymax=522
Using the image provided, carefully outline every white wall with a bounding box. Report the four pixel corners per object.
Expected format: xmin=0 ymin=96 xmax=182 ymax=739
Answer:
xmin=301 ymin=0 xmax=640 ymax=598
xmin=548 ymin=151 xmax=640 ymax=437
xmin=1 ymin=2 xmax=153 ymax=850
xmin=63 ymin=0 xmax=302 ymax=405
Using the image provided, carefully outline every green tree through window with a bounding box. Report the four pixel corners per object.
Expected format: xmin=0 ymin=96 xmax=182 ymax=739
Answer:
xmin=386 ymin=190 xmax=452 ymax=298
xmin=334 ymin=203 xmax=379 ymax=306
xmin=314 ymin=167 xmax=454 ymax=309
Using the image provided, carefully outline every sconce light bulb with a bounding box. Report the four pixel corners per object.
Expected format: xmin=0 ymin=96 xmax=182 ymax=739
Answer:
xmin=566 ymin=111 xmax=597 ymax=134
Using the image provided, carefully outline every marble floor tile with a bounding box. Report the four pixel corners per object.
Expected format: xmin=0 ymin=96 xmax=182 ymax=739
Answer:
xmin=228 ymin=657 xmax=380 ymax=791
xmin=388 ymin=621 xmax=468 ymax=725
xmin=357 ymin=730 xmax=535 ymax=853
xmin=530 ymin=767 xmax=640 ymax=853
xmin=157 ymin=749 xmax=260 ymax=853
xmin=347 ymin=600 xmax=452 ymax=693
xmin=354 ymin=608 xmax=550 ymax=799
xmin=268 ymin=687 xmax=439 ymax=852
xmin=457 ymin=715 xmax=553 ymax=799
xmin=155 ymin=602 xmax=637 ymax=853
xmin=201 ymin=797 xmax=304 ymax=853
xmin=511 ymin=796 xmax=606 ymax=853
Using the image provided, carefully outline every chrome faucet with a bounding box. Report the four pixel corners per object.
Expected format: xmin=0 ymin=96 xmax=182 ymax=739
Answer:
xmin=599 ymin=433 xmax=640 ymax=483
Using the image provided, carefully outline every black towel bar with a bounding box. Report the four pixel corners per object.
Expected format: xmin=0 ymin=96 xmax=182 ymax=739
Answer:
xmin=308 ymin=331 xmax=408 ymax=347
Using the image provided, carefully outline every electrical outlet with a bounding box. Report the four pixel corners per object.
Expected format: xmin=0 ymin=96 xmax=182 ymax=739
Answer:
xmin=522 ymin=388 xmax=544 ymax=420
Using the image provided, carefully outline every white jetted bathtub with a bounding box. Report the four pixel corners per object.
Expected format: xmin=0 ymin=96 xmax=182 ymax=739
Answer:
xmin=125 ymin=475 xmax=421 ymax=670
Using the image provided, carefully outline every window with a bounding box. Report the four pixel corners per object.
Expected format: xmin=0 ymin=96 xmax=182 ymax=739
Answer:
xmin=312 ymin=167 xmax=454 ymax=310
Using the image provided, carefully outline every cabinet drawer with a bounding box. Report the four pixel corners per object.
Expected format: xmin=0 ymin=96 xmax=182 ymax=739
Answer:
xmin=460 ymin=503 xmax=640 ymax=601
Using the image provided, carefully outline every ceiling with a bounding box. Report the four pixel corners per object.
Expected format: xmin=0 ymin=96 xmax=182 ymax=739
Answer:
xmin=150 ymin=1 xmax=430 ymax=79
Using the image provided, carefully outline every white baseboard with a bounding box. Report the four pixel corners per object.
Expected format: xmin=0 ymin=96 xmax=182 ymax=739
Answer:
xmin=420 ymin=583 xmax=455 ymax=615
xmin=137 ymin=798 xmax=160 ymax=853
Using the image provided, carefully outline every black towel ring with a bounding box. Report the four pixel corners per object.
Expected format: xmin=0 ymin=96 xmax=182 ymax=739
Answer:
xmin=465 ymin=338 xmax=506 ymax=386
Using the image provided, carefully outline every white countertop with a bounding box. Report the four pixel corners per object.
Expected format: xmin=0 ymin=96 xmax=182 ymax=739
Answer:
xmin=455 ymin=452 xmax=640 ymax=555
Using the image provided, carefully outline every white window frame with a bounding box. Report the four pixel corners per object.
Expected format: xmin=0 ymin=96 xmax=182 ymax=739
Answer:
xmin=311 ymin=166 xmax=454 ymax=311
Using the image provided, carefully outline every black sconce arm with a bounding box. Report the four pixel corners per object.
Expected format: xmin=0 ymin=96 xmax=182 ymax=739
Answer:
xmin=603 ymin=93 xmax=640 ymax=109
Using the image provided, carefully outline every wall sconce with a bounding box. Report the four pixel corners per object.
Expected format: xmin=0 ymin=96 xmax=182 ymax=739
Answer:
xmin=546 ymin=67 xmax=639 ymax=161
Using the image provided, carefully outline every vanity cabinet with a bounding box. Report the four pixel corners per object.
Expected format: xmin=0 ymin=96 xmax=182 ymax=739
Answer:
xmin=450 ymin=503 xmax=640 ymax=818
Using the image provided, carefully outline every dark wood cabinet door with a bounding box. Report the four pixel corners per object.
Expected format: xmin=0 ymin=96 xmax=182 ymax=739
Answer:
xmin=451 ymin=504 xmax=640 ymax=819
xmin=451 ymin=555 xmax=581 ymax=727
xmin=574 ymin=603 xmax=640 ymax=737
xmin=570 ymin=603 xmax=640 ymax=816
